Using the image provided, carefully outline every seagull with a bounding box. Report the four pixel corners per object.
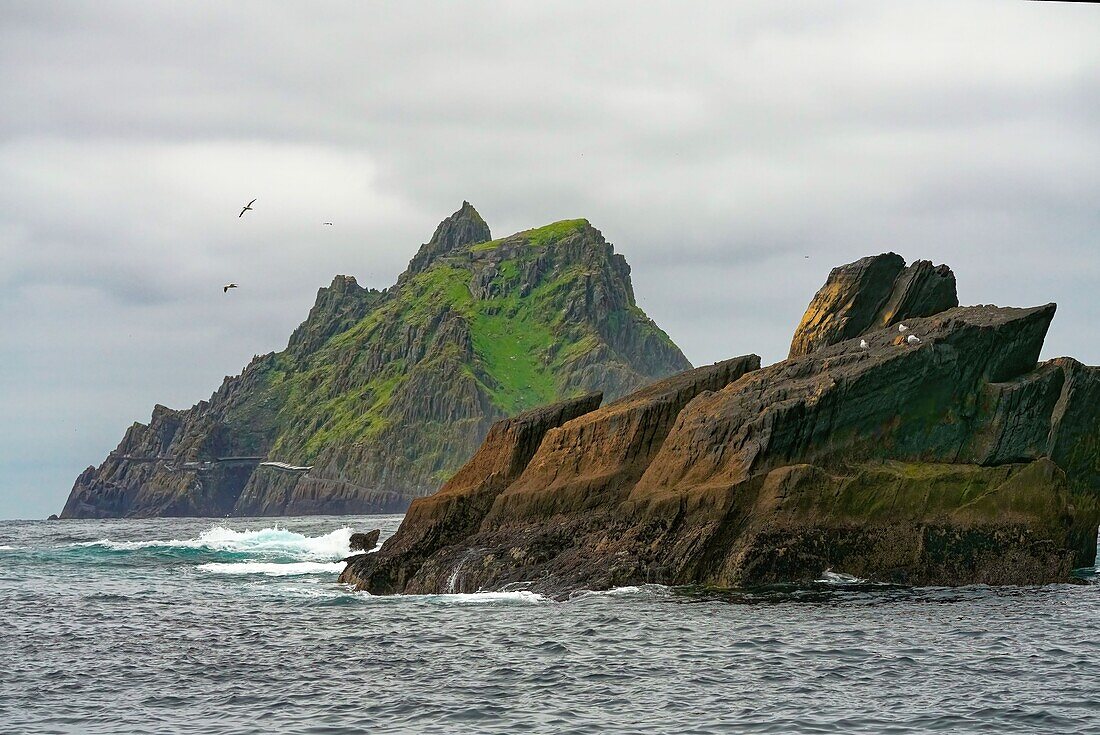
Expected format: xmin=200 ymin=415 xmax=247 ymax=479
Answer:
xmin=906 ymin=334 xmax=921 ymax=345
xmin=238 ymin=198 xmax=256 ymax=218
xmin=322 ymin=222 xmax=333 ymax=226
xmin=898 ymin=323 xmax=909 ymax=333
xmin=860 ymin=339 xmax=869 ymax=349
xmin=223 ymin=283 xmax=238 ymax=293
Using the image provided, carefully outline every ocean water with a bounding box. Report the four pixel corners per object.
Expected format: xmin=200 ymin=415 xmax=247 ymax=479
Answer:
xmin=1 ymin=516 xmax=1098 ymax=734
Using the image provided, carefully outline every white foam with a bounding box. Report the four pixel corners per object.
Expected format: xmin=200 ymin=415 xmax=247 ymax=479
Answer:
xmin=197 ymin=561 xmax=347 ymax=576
xmin=413 ymin=590 xmax=548 ymax=604
xmin=816 ymin=570 xmax=868 ymax=585
xmin=74 ymin=525 xmax=354 ymax=560
xmin=0 ymin=545 xmax=15 ymax=551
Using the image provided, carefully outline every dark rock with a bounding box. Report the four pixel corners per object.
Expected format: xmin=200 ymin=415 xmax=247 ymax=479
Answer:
xmin=344 ymin=254 xmax=1099 ymax=595
xmin=46 ymin=514 xmax=59 ymax=521
xmin=789 ymin=253 xmax=958 ymax=358
xmin=349 ymin=529 xmax=381 ymax=552
xmin=403 ymin=201 xmax=491 ymax=277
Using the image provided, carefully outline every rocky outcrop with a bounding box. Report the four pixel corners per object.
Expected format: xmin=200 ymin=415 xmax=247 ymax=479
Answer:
xmin=349 ymin=530 xmax=381 ymax=552
xmin=402 ymin=201 xmax=491 ymax=277
xmin=789 ymin=253 xmax=958 ymax=358
xmin=343 ymin=254 xmax=1100 ymax=594
xmin=348 ymin=392 xmax=603 ymax=594
xmin=62 ymin=204 xmax=690 ymax=518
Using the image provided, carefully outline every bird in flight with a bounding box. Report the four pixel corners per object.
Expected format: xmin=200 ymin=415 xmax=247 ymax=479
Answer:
xmin=223 ymin=283 xmax=238 ymax=293
xmin=322 ymin=222 xmax=333 ymax=226
xmin=239 ymin=199 xmax=256 ymax=218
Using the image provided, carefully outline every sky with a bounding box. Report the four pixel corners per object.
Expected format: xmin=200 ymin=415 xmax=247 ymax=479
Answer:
xmin=1 ymin=1 xmax=1099 ymax=519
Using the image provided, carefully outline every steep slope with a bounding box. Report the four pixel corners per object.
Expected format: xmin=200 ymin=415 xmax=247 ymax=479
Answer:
xmin=343 ymin=253 xmax=1100 ymax=594
xmin=62 ymin=203 xmax=690 ymax=518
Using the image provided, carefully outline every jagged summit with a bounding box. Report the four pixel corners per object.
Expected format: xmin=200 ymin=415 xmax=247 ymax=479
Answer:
xmin=62 ymin=206 xmax=690 ymax=518
xmin=404 ymin=201 xmax=492 ymax=277
xmin=789 ymin=253 xmax=958 ymax=358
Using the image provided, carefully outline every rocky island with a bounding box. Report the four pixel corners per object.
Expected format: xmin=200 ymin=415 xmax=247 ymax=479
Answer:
xmin=342 ymin=253 xmax=1100 ymax=593
xmin=61 ymin=203 xmax=690 ymax=518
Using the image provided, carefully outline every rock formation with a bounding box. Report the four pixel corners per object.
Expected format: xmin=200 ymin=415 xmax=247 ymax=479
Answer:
xmin=348 ymin=530 xmax=381 ymax=552
xmin=789 ymin=253 xmax=958 ymax=358
xmin=61 ymin=204 xmax=690 ymax=518
xmin=342 ymin=254 xmax=1100 ymax=593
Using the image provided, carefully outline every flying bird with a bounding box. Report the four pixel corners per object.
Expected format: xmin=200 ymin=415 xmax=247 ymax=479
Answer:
xmin=898 ymin=323 xmax=909 ymax=333
xmin=906 ymin=334 xmax=921 ymax=345
xmin=239 ymin=198 xmax=256 ymax=218
xmin=223 ymin=283 xmax=238 ymax=293
xmin=322 ymin=222 xmax=333 ymax=226
xmin=860 ymin=339 xmax=869 ymax=349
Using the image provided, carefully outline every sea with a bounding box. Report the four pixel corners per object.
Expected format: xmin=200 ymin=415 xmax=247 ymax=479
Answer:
xmin=1 ymin=516 xmax=1097 ymax=735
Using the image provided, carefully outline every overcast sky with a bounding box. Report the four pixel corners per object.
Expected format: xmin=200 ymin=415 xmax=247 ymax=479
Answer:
xmin=2 ymin=1 xmax=1098 ymax=519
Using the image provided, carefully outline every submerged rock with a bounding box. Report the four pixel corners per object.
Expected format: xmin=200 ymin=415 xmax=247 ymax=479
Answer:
xmin=342 ymin=254 xmax=1100 ymax=594
xmin=349 ymin=529 xmax=381 ymax=552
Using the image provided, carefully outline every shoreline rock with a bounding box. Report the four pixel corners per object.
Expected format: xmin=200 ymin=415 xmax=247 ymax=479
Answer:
xmin=342 ymin=254 xmax=1100 ymax=595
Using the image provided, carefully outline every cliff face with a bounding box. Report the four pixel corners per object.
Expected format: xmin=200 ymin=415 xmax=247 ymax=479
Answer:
xmin=342 ymin=254 xmax=1100 ymax=594
xmin=62 ymin=204 xmax=690 ymax=519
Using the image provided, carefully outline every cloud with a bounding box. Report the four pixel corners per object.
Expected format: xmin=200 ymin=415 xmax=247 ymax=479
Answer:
xmin=1 ymin=0 xmax=1099 ymax=517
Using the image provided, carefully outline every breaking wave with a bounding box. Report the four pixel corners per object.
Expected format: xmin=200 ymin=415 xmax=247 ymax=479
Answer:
xmin=816 ymin=570 xmax=869 ymax=585
xmin=72 ymin=526 xmax=353 ymax=561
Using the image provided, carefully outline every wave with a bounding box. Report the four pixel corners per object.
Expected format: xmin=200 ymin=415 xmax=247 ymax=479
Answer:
xmin=816 ymin=570 xmax=869 ymax=585
xmin=197 ymin=561 xmax=347 ymax=576
xmin=433 ymin=590 xmax=547 ymax=604
xmin=71 ymin=526 xmax=354 ymax=561
xmin=0 ymin=545 xmax=15 ymax=551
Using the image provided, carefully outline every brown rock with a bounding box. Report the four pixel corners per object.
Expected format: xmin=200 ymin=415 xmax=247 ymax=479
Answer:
xmin=789 ymin=253 xmax=957 ymax=358
xmin=349 ymin=529 xmax=381 ymax=552
xmin=344 ymin=255 xmax=1099 ymax=595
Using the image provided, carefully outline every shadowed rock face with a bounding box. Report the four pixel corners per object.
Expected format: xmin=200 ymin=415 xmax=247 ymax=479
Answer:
xmin=789 ymin=253 xmax=958 ymax=358
xmin=343 ymin=254 xmax=1100 ymax=595
xmin=61 ymin=204 xmax=690 ymax=519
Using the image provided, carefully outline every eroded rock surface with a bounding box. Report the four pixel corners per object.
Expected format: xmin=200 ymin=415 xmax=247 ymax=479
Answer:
xmin=789 ymin=253 xmax=958 ymax=358
xmin=343 ymin=254 xmax=1099 ymax=594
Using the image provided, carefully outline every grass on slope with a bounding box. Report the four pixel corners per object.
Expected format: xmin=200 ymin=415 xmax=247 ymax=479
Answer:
xmin=470 ymin=219 xmax=589 ymax=252
xmin=248 ymin=219 xmax=613 ymax=462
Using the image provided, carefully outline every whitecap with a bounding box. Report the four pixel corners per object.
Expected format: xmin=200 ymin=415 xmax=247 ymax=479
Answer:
xmin=72 ymin=525 xmax=354 ymax=560
xmin=0 ymin=545 xmax=16 ymax=551
xmin=197 ymin=561 xmax=347 ymax=576
xmin=415 ymin=590 xmax=548 ymax=604
xmin=816 ymin=570 xmax=868 ymax=585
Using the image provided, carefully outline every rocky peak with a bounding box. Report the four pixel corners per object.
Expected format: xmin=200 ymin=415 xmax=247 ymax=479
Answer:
xmin=789 ymin=253 xmax=958 ymax=358
xmin=286 ymin=274 xmax=382 ymax=360
xmin=404 ymin=201 xmax=491 ymax=277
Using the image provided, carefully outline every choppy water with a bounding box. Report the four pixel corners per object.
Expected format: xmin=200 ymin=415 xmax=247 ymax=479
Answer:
xmin=1 ymin=517 xmax=1098 ymax=734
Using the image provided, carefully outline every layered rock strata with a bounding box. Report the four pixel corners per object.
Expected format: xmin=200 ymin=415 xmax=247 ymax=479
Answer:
xmin=343 ymin=255 xmax=1100 ymax=593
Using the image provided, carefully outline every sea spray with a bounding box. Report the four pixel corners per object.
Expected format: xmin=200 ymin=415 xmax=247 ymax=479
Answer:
xmin=72 ymin=525 xmax=354 ymax=560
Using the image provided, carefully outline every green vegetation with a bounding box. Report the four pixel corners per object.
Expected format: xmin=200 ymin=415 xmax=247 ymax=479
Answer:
xmin=470 ymin=219 xmax=589 ymax=252
xmin=220 ymin=216 xmax=682 ymax=480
